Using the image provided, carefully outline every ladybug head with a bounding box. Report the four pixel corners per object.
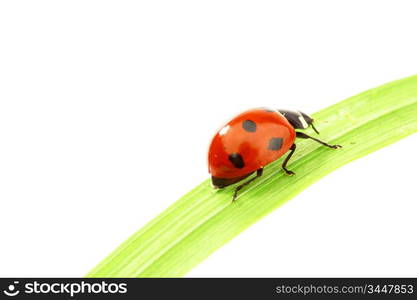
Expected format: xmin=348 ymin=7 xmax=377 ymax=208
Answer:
xmin=278 ymin=109 xmax=319 ymax=134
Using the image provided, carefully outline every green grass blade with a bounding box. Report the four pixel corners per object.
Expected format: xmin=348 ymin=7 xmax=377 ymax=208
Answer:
xmin=87 ymin=75 xmax=417 ymax=277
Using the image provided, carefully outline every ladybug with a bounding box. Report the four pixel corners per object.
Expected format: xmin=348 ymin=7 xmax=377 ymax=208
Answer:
xmin=208 ymin=108 xmax=342 ymax=201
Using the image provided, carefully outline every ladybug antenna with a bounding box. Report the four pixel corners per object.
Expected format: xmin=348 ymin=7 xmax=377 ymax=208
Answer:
xmin=311 ymin=122 xmax=320 ymax=135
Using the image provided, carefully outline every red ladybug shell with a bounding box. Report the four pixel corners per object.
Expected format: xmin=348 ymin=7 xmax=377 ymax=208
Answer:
xmin=208 ymin=108 xmax=296 ymax=179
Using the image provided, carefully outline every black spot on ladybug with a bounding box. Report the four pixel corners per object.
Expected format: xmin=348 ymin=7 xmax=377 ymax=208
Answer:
xmin=268 ymin=137 xmax=283 ymax=151
xmin=242 ymin=120 xmax=257 ymax=132
xmin=228 ymin=153 xmax=245 ymax=168
xmin=211 ymin=173 xmax=253 ymax=188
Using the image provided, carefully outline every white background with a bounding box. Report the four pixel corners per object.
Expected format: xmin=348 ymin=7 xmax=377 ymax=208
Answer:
xmin=0 ymin=1 xmax=416 ymax=277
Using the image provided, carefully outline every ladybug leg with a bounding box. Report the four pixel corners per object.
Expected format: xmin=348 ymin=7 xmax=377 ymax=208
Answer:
xmin=296 ymin=132 xmax=342 ymax=149
xmin=282 ymin=144 xmax=296 ymax=176
xmin=232 ymin=168 xmax=263 ymax=202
